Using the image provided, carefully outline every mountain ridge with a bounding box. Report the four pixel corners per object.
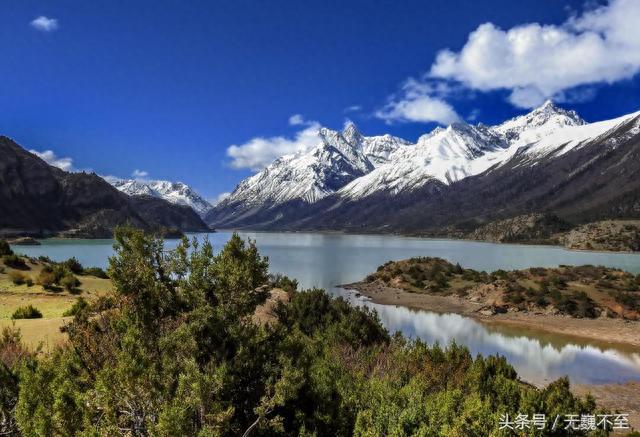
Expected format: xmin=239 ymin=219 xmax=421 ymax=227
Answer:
xmin=0 ymin=136 xmax=210 ymax=238
xmin=208 ymin=102 xmax=640 ymax=233
xmin=106 ymin=177 xmax=214 ymax=217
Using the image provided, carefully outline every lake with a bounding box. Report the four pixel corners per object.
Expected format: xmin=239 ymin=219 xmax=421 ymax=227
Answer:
xmin=12 ymin=231 xmax=640 ymax=386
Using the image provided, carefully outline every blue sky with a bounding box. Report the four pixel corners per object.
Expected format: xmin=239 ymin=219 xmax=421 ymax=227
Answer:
xmin=1 ymin=0 xmax=639 ymax=200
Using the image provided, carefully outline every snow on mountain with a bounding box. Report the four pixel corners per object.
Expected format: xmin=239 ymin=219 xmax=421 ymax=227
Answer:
xmin=505 ymin=108 xmax=640 ymax=162
xmin=491 ymin=100 xmax=585 ymax=142
xmin=217 ymin=124 xmax=387 ymax=208
xmin=214 ymin=101 xmax=640 ymax=215
xmin=339 ymin=102 xmax=639 ymax=200
xmin=342 ymin=121 xmax=411 ymax=166
xmin=339 ymin=123 xmax=507 ymax=199
xmin=107 ymin=178 xmax=214 ymax=217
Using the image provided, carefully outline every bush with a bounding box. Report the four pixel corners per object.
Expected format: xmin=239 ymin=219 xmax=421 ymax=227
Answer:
xmin=63 ymin=257 xmax=84 ymax=274
xmin=616 ymin=292 xmax=640 ymax=311
xmin=549 ymin=275 xmax=568 ymax=289
xmin=60 ymin=274 xmax=81 ymax=292
xmin=82 ymin=267 xmax=108 ymax=279
xmin=37 ymin=270 xmax=57 ymax=290
xmin=0 ymin=239 xmax=12 ymax=256
xmin=8 ymin=271 xmax=27 ymax=285
xmin=2 ymin=255 xmax=27 ymax=270
xmin=11 ymin=305 xmax=42 ymax=319
xmin=63 ymin=297 xmax=89 ymax=317
xmin=43 ymin=264 xmax=70 ymax=283
xmin=269 ymin=273 xmax=298 ymax=292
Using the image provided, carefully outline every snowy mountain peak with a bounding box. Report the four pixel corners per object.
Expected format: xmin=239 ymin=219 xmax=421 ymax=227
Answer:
xmin=532 ymin=100 xmax=583 ymax=122
xmin=417 ymin=122 xmax=506 ymax=160
xmin=107 ymin=177 xmax=214 ymax=217
xmin=492 ymin=101 xmax=585 ymax=142
xmin=342 ymin=121 xmax=364 ymax=147
xmin=215 ymin=124 xmax=376 ymax=208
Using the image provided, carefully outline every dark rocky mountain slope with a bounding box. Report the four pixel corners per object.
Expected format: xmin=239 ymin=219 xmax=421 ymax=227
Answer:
xmin=0 ymin=136 xmax=209 ymax=237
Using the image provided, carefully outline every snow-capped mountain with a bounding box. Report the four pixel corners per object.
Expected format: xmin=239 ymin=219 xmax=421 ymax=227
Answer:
xmin=343 ymin=122 xmax=411 ymax=166
xmin=340 ymin=122 xmax=507 ymax=199
xmin=208 ymin=101 xmax=640 ymax=229
xmin=107 ymin=178 xmax=214 ymax=217
xmin=214 ymin=123 xmax=406 ymax=211
xmin=491 ymin=100 xmax=585 ymax=142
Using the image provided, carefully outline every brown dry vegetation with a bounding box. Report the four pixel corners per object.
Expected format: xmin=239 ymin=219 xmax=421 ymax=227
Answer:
xmin=364 ymin=257 xmax=640 ymax=320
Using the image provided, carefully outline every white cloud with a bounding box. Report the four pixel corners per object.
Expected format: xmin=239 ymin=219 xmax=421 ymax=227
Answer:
xmin=429 ymin=0 xmax=640 ymax=108
xmin=211 ymin=192 xmax=231 ymax=205
xmin=30 ymin=16 xmax=58 ymax=32
xmin=132 ymin=169 xmax=149 ymax=179
xmin=30 ymin=149 xmax=75 ymax=171
xmin=375 ymin=79 xmax=461 ymax=125
xmin=226 ymin=119 xmax=321 ymax=171
xmin=344 ymin=105 xmax=362 ymax=113
xmin=288 ymin=114 xmax=305 ymax=126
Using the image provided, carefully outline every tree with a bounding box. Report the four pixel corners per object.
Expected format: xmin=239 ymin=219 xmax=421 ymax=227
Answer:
xmin=12 ymin=227 xmax=602 ymax=436
xmin=0 ymin=239 xmax=12 ymax=256
xmin=0 ymin=327 xmax=30 ymax=436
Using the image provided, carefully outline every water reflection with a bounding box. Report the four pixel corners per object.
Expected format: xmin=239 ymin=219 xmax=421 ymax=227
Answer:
xmin=361 ymin=298 xmax=640 ymax=386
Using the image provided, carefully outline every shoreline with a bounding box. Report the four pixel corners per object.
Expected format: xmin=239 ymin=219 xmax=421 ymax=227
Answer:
xmin=342 ymin=281 xmax=640 ymax=350
xmin=6 ymin=227 xmax=640 ymax=255
xmin=212 ymin=228 xmax=640 ymax=255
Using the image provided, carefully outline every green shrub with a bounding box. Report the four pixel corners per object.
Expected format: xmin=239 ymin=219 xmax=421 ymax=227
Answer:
xmin=0 ymin=239 xmax=12 ymax=256
xmin=60 ymin=274 xmax=81 ymax=292
xmin=2 ymin=255 xmax=27 ymax=270
xmin=11 ymin=305 xmax=42 ymax=319
xmin=616 ymin=292 xmax=640 ymax=311
xmin=549 ymin=275 xmax=568 ymax=289
xmin=49 ymin=264 xmax=68 ymax=283
xmin=82 ymin=267 xmax=108 ymax=279
xmin=63 ymin=257 xmax=84 ymax=274
xmin=63 ymin=297 xmax=89 ymax=317
xmin=507 ymin=291 xmax=525 ymax=304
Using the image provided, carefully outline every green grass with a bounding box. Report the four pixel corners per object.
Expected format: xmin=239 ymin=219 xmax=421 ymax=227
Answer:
xmin=0 ymin=255 xmax=113 ymax=346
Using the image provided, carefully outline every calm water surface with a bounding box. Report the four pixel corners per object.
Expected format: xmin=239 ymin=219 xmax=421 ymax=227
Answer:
xmin=12 ymin=231 xmax=640 ymax=386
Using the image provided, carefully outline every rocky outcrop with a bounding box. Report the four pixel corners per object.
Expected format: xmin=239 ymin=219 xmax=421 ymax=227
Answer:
xmin=561 ymin=220 xmax=640 ymax=252
xmin=467 ymin=214 xmax=571 ymax=243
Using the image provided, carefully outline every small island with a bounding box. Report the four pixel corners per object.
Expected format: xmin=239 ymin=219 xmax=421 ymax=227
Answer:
xmin=343 ymin=257 xmax=640 ymax=347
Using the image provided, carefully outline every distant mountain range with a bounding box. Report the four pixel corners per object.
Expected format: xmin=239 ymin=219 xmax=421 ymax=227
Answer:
xmin=105 ymin=178 xmax=214 ymax=218
xmin=0 ymin=137 xmax=210 ymax=238
xmin=207 ymin=101 xmax=640 ymax=234
xmin=4 ymin=100 xmax=639 ymax=239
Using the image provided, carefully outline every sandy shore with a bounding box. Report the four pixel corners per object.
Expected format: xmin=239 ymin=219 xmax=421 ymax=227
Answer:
xmin=343 ymin=281 xmax=640 ymax=349
xmin=572 ymin=381 xmax=640 ymax=431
